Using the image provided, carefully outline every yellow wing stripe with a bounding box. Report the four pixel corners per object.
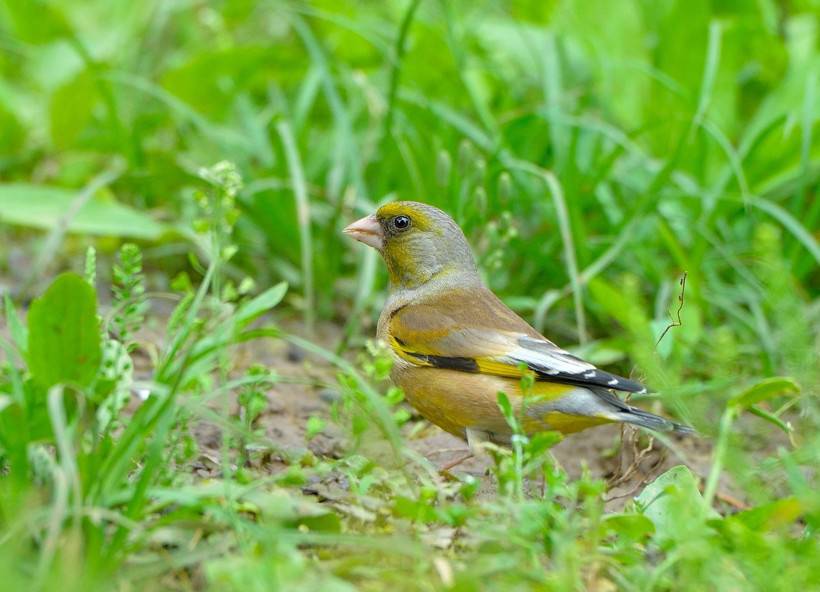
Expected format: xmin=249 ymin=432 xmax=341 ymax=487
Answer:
xmin=389 ymin=336 xmax=433 ymax=366
xmin=475 ymin=358 xmax=529 ymax=378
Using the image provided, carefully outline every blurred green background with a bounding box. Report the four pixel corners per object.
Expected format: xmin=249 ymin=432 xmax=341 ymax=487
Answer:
xmin=2 ymin=0 xmax=817 ymax=398
xmin=0 ymin=0 xmax=818 ymax=589
xmin=1 ymin=3 xmax=817 ymax=307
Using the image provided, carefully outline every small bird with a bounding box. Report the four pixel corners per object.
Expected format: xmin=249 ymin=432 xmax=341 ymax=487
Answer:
xmin=344 ymin=201 xmax=692 ymax=460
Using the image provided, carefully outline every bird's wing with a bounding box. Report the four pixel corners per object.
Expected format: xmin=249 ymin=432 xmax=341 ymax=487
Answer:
xmin=387 ymin=287 xmax=647 ymax=393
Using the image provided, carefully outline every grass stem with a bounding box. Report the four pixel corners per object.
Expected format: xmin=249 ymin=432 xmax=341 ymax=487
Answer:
xmin=277 ymin=121 xmax=315 ymax=334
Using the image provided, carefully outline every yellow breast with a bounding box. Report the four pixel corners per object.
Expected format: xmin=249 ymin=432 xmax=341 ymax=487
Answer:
xmin=392 ymin=366 xmax=613 ymax=440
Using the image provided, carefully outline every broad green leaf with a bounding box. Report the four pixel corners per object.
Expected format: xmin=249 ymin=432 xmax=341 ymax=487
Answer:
xmin=729 ymin=377 xmax=800 ymax=410
xmin=50 ymin=69 xmax=98 ymax=149
xmin=636 ymin=465 xmax=718 ymax=545
xmin=162 ymin=45 xmax=276 ymax=119
xmin=27 ymin=272 xmax=102 ymax=389
xmin=0 ymin=184 xmax=166 ymax=240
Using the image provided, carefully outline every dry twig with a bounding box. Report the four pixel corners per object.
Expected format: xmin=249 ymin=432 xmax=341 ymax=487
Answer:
xmin=656 ymin=272 xmax=688 ymax=346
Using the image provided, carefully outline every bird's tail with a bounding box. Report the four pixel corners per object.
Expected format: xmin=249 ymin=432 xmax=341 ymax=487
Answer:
xmin=619 ymin=407 xmax=695 ymax=435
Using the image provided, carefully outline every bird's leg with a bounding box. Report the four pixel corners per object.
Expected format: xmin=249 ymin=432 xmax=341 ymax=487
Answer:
xmin=438 ymin=429 xmax=490 ymax=474
xmin=466 ymin=428 xmax=492 ymax=455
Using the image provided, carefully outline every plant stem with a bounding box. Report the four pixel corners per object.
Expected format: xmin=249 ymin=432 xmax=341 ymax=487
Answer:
xmin=703 ymin=406 xmax=735 ymax=507
xmin=277 ymin=121 xmax=315 ymax=334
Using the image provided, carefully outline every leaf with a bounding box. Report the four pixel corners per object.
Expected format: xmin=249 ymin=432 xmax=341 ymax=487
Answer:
xmin=729 ymin=377 xmax=800 ymax=410
xmin=235 ymin=282 xmax=288 ymax=326
xmin=747 ymin=405 xmax=794 ymax=437
xmin=243 ymin=488 xmax=342 ymax=533
xmin=727 ymin=497 xmax=803 ymax=532
xmin=636 ymin=465 xmax=718 ymax=544
xmin=527 ymin=430 xmax=562 ymax=457
xmin=602 ymin=514 xmax=655 ymax=539
xmin=161 ymin=45 xmax=276 ymax=119
xmin=0 ymin=184 xmax=166 ymax=240
xmin=27 ymin=273 xmax=102 ymax=389
xmin=95 ymin=339 xmax=134 ymax=429
xmin=0 ymin=0 xmax=70 ymax=44
xmin=650 ymin=318 xmax=675 ymax=359
xmin=496 ymin=391 xmax=514 ymax=423
xmin=50 ymin=69 xmax=98 ymax=149
xmin=393 ymin=496 xmax=437 ymax=522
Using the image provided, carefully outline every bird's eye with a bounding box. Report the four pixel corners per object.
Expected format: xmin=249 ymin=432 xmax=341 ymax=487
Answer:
xmin=392 ymin=215 xmax=411 ymax=231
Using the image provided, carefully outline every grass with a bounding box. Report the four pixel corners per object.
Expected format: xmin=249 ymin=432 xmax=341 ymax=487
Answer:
xmin=0 ymin=0 xmax=818 ymax=590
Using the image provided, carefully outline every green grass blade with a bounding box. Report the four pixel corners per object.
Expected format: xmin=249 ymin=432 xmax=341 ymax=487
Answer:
xmin=277 ymin=121 xmax=314 ymax=334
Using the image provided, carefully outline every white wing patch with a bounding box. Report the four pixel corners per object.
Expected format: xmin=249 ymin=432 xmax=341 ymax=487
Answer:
xmin=500 ymin=335 xmax=647 ymax=393
xmin=507 ymin=336 xmax=595 ymax=374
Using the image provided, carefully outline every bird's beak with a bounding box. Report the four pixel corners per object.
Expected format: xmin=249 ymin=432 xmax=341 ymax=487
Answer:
xmin=343 ymin=214 xmax=383 ymax=250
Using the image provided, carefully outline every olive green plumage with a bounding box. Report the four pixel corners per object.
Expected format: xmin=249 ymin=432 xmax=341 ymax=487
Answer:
xmin=344 ymin=201 xmax=693 ymax=447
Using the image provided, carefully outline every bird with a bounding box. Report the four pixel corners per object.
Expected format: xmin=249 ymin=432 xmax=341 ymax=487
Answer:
xmin=343 ymin=201 xmax=693 ymax=464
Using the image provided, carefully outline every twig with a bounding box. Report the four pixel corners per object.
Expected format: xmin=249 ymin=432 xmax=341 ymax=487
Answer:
xmin=608 ymin=426 xmax=657 ymax=489
xmin=604 ymin=477 xmax=650 ymax=503
xmin=715 ymin=490 xmax=749 ymax=510
xmin=656 ymin=272 xmax=687 ymax=347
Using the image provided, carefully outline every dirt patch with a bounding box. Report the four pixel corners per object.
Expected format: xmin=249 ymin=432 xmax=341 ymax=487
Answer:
xmin=179 ymin=320 xmax=734 ymax=513
xmin=0 ymin=302 xmax=745 ymax=513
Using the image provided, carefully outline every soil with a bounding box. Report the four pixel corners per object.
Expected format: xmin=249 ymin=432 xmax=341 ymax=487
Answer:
xmin=2 ymin=301 xmax=762 ymax=514
xmin=182 ymin=319 xmax=744 ymax=513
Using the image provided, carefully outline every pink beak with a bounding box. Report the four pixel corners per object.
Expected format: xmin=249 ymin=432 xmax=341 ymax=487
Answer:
xmin=343 ymin=214 xmax=384 ymax=250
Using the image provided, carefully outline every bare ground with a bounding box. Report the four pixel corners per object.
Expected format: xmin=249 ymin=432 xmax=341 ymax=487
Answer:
xmin=181 ymin=320 xmax=747 ymax=513
xmin=1 ymin=302 xmax=757 ymax=513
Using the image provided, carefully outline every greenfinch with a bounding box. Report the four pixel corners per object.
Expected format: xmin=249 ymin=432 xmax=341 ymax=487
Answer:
xmin=344 ymin=201 xmax=692 ymax=453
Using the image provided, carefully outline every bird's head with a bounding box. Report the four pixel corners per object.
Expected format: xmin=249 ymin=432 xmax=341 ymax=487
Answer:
xmin=344 ymin=201 xmax=479 ymax=290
